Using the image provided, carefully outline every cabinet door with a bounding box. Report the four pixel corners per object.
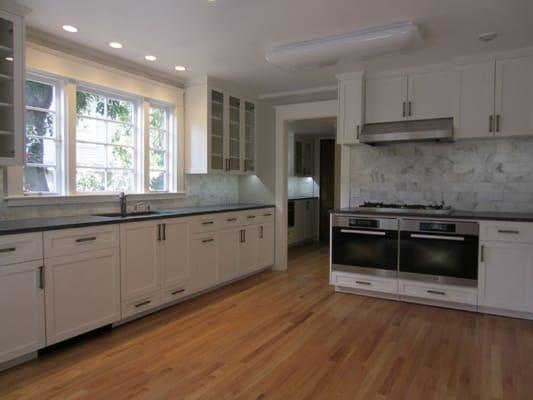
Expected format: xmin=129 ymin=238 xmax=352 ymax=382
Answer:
xmin=0 ymin=11 xmax=23 ymax=165
xmin=258 ymin=222 xmax=275 ymax=269
xmin=243 ymin=101 xmax=256 ymax=173
xmin=160 ymin=219 xmax=192 ymax=290
xmin=302 ymin=139 xmax=314 ymax=177
xmin=495 ymin=56 xmax=533 ymax=137
xmin=240 ymin=225 xmax=259 ymax=274
xmin=479 ymin=241 xmax=533 ymax=313
xmin=209 ymin=89 xmax=225 ymax=171
xmin=0 ymin=261 xmax=45 ymax=364
xmin=456 ymin=62 xmax=496 ymax=139
xmin=227 ymin=95 xmax=241 ymax=172
xmin=337 ymin=76 xmax=363 ymax=144
xmin=365 ymin=76 xmax=407 ymax=123
xmin=407 ymin=69 xmax=458 ymax=120
xmin=294 ymin=200 xmax=306 ymax=243
xmin=218 ymin=228 xmax=241 ymax=282
xmin=304 ymin=199 xmax=318 ymax=241
xmin=120 ymin=221 xmax=161 ymax=301
xmin=191 ymin=233 xmax=219 ymax=291
xmin=45 ymin=248 xmax=120 ymax=345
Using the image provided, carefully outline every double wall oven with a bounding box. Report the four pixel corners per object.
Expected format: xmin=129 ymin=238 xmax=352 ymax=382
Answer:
xmin=332 ymin=215 xmax=479 ymax=287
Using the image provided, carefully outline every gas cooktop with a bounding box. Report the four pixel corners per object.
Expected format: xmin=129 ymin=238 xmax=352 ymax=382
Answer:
xmin=355 ymin=202 xmax=453 ymax=215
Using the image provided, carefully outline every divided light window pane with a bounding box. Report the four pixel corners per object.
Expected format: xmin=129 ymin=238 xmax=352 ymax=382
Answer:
xmin=23 ymin=79 xmax=60 ymax=194
xmin=75 ymin=89 xmax=137 ymax=193
xmin=149 ymin=106 xmax=169 ymax=192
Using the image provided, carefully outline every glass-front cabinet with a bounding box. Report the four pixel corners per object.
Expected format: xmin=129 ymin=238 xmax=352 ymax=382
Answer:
xmin=209 ymin=90 xmax=224 ymax=171
xmin=0 ymin=9 xmax=24 ymax=165
xmin=227 ymin=96 xmax=241 ymax=172
xmin=244 ymin=101 xmax=255 ymax=173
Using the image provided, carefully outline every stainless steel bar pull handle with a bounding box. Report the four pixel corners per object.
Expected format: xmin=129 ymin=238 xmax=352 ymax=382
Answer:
xmin=38 ymin=266 xmax=45 ymax=289
xmin=247 ymin=215 xmax=256 ymax=219
xmin=202 ymin=221 xmax=214 ymax=225
xmin=402 ymin=102 xmax=406 ymax=117
xmin=356 ymin=125 xmax=360 ymax=139
xmin=0 ymin=247 xmax=16 ymax=253
xmin=157 ymin=224 xmax=162 ymax=241
xmin=202 ymin=238 xmax=214 ymax=244
xmin=480 ymin=245 xmax=485 ymax=262
xmin=497 ymin=229 xmax=519 ymax=234
xmin=408 ymin=101 xmax=412 ymax=116
xmin=489 ymin=115 xmax=493 ymax=132
xmin=355 ymin=281 xmax=372 ymax=286
xmin=410 ymin=234 xmax=465 ymax=242
xmin=264 ymin=213 xmax=272 ymax=217
xmin=227 ymin=218 xmax=237 ymax=222
xmin=427 ymin=290 xmax=446 ymax=296
xmin=162 ymin=224 xmax=166 ymax=241
xmin=340 ymin=229 xmax=386 ymax=236
xmin=260 ymin=226 xmax=264 ymax=239
xmin=495 ymin=115 xmax=500 ymax=132
xmin=76 ymin=237 xmax=97 ymax=243
xmin=135 ymin=300 xmax=151 ymax=308
xmin=171 ymin=288 xmax=185 ymax=296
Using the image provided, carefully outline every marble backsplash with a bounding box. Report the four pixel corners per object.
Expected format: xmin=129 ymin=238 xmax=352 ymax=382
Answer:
xmin=0 ymin=173 xmax=239 ymax=220
xmin=350 ymin=137 xmax=533 ymax=212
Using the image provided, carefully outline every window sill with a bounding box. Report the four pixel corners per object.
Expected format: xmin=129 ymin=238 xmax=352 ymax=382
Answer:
xmin=4 ymin=192 xmax=187 ymax=207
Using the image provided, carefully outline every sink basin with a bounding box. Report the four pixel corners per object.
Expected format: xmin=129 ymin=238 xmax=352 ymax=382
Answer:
xmin=94 ymin=211 xmax=162 ymax=218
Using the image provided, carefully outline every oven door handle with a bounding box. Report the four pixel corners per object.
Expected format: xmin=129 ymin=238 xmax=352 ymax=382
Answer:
xmin=410 ymin=233 xmax=465 ymax=241
xmin=340 ymin=229 xmax=386 ymax=236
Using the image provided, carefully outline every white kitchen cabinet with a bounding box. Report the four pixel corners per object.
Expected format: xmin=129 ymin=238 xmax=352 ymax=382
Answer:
xmin=456 ymin=62 xmax=496 ymax=139
xmin=294 ymin=199 xmax=307 ymax=242
xmin=407 ymin=69 xmax=458 ymax=120
xmin=365 ymin=76 xmax=407 ymax=124
xmin=258 ymin=222 xmax=275 ymax=269
xmin=495 ymin=56 xmax=533 ymax=137
xmin=303 ymin=199 xmax=318 ymax=241
xmin=160 ymin=218 xmax=192 ymax=290
xmin=44 ymin=248 xmax=120 ymax=345
xmin=191 ymin=233 xmax=219 ymax=291
xmin=337 ymin=72 xmax=363 ymax=144
xmin=294 ymin=136 xmax=314 ymax=177
xmin=120 ymin=221 xmax=161 ymax=302
xmin=0 ymin=260 xmax=45 ymax=364
xmin=478 ymin=241 xmax=533 ymax=314
xmin=0 ymin=8 xmax=25 ymax=166
xmin=239 ymin=225 xmax=259 ymax=274
xmin=218 ymin=227 xmax=241 ymax=282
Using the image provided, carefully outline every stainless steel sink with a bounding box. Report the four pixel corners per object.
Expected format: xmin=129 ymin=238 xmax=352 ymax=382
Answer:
xmin=94 ymin=211 xmax=162 ymax=218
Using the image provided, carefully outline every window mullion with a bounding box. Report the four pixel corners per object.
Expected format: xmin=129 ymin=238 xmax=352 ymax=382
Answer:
xmin=143 ymin=101 xmax=150 ymax=193
xmin=66 ymin=81 xmax=77 ymax=195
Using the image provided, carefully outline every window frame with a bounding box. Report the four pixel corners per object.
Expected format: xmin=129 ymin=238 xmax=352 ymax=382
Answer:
xmin=147 ymin=102 xmax=174 ymax=193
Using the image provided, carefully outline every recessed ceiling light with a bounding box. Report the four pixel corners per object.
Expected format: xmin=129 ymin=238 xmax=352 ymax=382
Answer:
xmin=145 ymin=55 xmax=157 ymax=61
xmin=109 ymin=42 xmax=123 ymax=49
xmin=478 ymin=32 xmax=497 ymax=42
xmin=62 ymin=25 xmax=79 ymax=33
xmin=174 ymin=65 xmax=186 ymax=71
xmin=5 ymin=56 xmax=13 ymax=62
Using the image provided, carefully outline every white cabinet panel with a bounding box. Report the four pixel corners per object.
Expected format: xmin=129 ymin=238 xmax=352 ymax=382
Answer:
xmin=495 ymin=56 xmax=533 ymax=137
xmin=399 ymin=279 xmax=477 ymax=305
xmin=304 ymin=199 xmax=318 ymax=241
xmin=191 ymin=233 xmax=218 ymax=291
xmin=258 ymin=222 xmax=275 ymax=269
xmin=44 ymin=225 xmax=119 ymax=258
xmin=120 ymin=221 xmax=160 ymax=301
xmin=480 ymin=221 xmax=533 ymax=244
xmin=160 ymin=219 xmax=192 ymax=290
xmin=479 ymin=241 xmax=533 ymax=313
xmin=45 ymin=248 xmax=120 ymax=345
xmin=0 ymin=260 xmax=45 ymax=363
xmin=218 ymin=228 xmax=241 ymax=282
xmin=365 ymin=76 xmax=407 ymax=123
xmin=456 ymin=62 xmax=496 ymax=139
xmin=0 ymin=232 xmax=42 ymax=266
xmin=333 ymin=271 xmax=398 ymax=295
xmin=408 ymin=69 xmax=458 ymax=120
xmin=121 ymin=293 xmax=161 ymax=319
xmin=240 ymin=225 xmax=259 ymax=274
xmin=294 ymin=200 xmax=306 ymax=243
xmin=337 ymin=74 xmax=363 ymax=144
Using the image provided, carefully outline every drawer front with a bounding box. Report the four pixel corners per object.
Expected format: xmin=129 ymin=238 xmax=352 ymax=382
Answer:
xmin=480 ymin=221 xmax=533 ymax=244
xmin=191 ymin=215 xmax=220 ymax=233
xmin=258 ymin=208 xmax=275 ymax=223
xmin=44 ymin=225 xmax=119 ymax=258
xmin=219 ymin=212 xmax=242 ymax=230
xmin=0 ymin=233 xmax=43 ymax=266
xmin=332 ymin=271 xmax=398 ymax=294
xmin=161 ymin=285 xmax=191 ymax=304
xmin=241 ymin=210 xmax=260 ymax=225
xmin=121 ymin=292 xmax=161 ymax=319
xmin=398 ymin=279 xmax=477 ymax=305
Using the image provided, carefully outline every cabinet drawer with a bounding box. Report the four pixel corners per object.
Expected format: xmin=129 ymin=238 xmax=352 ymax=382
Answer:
xmin=121 ymin=293 xmax=161 ymax=319
xmin=399 ymin=279 xmax=477 ymax=305
xmin=44 ymin=225 xmax=119 ymax=258
xmin=258 ymin=208 xmax=275 ymax=223
xmin=0 ymin=233 xmax=43 ymax=266
xmin=480 ymin=221 xmax=533 ymax=244
xmin=332 ymin=271 xmax=398 ymax=294
xmin=191 ymin=215 xmax=220 ymax=233
xmin=219 ymin=212 xmax=242 ymax=229
xmin=161 ymin=285 xmax=191 ymax=304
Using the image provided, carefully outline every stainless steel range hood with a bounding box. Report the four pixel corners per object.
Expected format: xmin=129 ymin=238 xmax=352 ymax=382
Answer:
xmin=360 ymin=117 xmax=454 ymax=144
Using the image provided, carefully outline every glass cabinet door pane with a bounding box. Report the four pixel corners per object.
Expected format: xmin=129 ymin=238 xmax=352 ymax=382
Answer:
xmin=244 ymin=102 xmax=255 ymax=172
xmin=210 ymin=90 xmax=224 ymax=170
xmin=0 ymin=16 xmax=14 ymax=158
xmin=228 ymin=96 xmax=240 ymax=171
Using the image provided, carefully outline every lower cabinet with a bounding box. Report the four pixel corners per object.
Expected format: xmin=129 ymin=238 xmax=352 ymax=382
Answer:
xmin=0 ymin=260 xmax=45 ymax=364
xmin=44 ymin=248 xmax=121 ymax=345
xmin=218 ymin=227 xmax=241 ymax=282
xmin=478 ymin=241 xmax=533 ymax=314
xmin=258 ymin=222 xmax=275 ymax=269
xmin=191 ymin=233 xmax=219 ymax=291
xmin=240 ymin=225 xmax=260 ymax=274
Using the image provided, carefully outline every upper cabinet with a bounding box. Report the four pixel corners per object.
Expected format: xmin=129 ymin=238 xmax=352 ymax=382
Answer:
xmin=294 ymin=135 xmax=314 ymax=177
xmin=185 ymin=81 xmax=256 ymax=175
xmin=456 ymin=56 xmax=533 ymax=139
xmin=337 ymin=72 xmax=364 ymax=145
xmin=364 ymin=69 xmax=458 ymax=124
xmin=0 ymin=7 xmax=25 ymax=165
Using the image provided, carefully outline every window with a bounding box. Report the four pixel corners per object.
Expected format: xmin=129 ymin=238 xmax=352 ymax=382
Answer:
xmin=23 ymin=77 xmax=62 ymax=193
xmin=75 ymin=89 xmax=138 ymax=193
xmin=149 ymin=105 xmax=170 ymax=192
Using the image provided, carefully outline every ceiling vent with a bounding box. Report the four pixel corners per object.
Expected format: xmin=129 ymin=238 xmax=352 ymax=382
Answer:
xmin=265 ymin=21 xmax=421 ymax=70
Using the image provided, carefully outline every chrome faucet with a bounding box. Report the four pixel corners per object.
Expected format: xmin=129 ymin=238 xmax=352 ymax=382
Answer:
xmin=119 ymin=192 xmax=127 ymax=214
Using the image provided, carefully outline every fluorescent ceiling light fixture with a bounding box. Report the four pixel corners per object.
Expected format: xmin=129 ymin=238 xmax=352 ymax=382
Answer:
xmin=145 ymin=55 xmax=157 ymax=61
xmin=62 ymin=25 xmax=79 ymax=33
xmin=109 ymin=42 xmax=123 ymax=49
xmin=265 ymin=21 xmax=421 ymax=70
xmin=174 ymin=65 xmax=186 ymax=71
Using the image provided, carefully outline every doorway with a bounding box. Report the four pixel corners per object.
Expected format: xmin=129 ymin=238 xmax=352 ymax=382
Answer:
xmin=319 ymin=139 xmax=335 ymax=241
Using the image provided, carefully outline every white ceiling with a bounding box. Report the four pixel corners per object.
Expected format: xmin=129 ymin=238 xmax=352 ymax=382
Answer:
xmin=288 ymin=118 xmax=336 ymax=136
xmin=20 ymin=0 xmax=533 ymax=96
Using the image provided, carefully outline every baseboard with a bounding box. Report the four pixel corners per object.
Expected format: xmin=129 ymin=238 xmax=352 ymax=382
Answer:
xmin=478 ymin=306 xmax=533 ymax=320
xmin=399 ymin=295 xmax=478 ymax=313
xmin=0 ymin=352 xmax=38 ymax=372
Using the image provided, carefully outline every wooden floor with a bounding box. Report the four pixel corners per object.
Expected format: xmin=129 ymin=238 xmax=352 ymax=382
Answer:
xmin=1 ymin=243 xmax=532 ymax=400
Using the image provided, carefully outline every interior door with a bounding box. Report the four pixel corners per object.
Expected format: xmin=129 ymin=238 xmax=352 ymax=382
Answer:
xmin=495 ymin=56 xmax=533 ymax=137
xmin=365 ymin=76 xmax=408 ymax=123
xmin=319 ymin=139 xmax=335 ymax=241
xmin=407 ymin=69 xmax=458 ymax=120
xmin=160 ymin=219 xmax=192 ymax=289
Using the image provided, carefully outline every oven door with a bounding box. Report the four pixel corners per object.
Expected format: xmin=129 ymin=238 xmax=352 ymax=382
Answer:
xmin=332 ymin=225 xmax=398 ymax=278
xmin=399 ymin=230 xmax=478 ymax=286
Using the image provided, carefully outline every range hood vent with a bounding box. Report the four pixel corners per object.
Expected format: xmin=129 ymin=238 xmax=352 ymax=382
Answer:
xmin=360 ymin=118 xmax=454 ymax=144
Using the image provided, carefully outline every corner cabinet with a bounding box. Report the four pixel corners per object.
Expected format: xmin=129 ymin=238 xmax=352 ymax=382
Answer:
xmin=0 ymin=7 xmax=25 ymax=165
xmin=185 ymin=81 xmax=256 ymax=175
